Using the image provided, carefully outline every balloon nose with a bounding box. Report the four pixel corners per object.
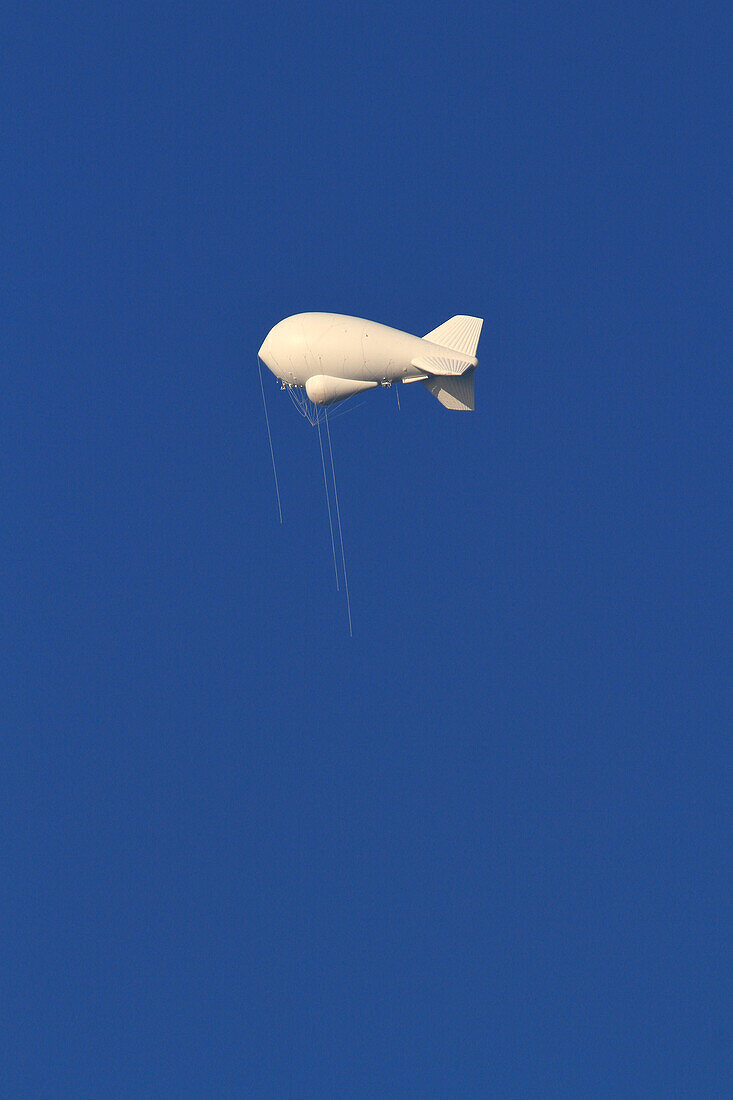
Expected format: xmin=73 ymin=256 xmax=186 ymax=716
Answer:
xmin=258 ymin=319 xmax=290 ymax=380
xmin=258 ymin=331 xmax=278 ymax=375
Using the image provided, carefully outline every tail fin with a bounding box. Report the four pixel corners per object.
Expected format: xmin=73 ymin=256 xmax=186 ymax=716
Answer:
xmin=423 ymin=315 xmax=483 ymax=357
xmin=421 ymin=368 xmax=475 ymax=411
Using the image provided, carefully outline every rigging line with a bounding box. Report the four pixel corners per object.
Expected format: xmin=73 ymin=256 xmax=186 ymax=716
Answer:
xmin=325 ymin=410 xmax=352 ymax=637
xmin=326 ymin=396 xmax=367 ymax=423
xmin=257 ymin=356 xmax=282 ymax=524
xmin=395 ymin=383 xmax=401 ymax=411
xmin=288 ymin=387 xmax=310 ymax=421
xmin=317 ymin=415 xmax=340 ymax=591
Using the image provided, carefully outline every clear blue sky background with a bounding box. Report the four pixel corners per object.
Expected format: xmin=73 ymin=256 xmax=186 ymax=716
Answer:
xmin=3 ymin=2 xmax=730 ymax=1095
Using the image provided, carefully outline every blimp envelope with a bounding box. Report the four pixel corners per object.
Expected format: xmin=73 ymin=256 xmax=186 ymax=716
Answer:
xmin=259 ymin=313 xmax=483 ymax=411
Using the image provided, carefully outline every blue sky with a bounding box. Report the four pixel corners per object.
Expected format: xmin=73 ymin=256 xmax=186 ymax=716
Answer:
xmin=3 ymin=2 xmax=730 ymax=1095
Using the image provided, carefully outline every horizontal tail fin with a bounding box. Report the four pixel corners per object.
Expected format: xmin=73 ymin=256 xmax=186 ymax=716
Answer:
xmin=411 ymin=353 xmax=475 ymax=377
xmin=423 ymin=315 xmax=483 ymax=357
xmin=421 ymin=368 xmax=475 ymax=411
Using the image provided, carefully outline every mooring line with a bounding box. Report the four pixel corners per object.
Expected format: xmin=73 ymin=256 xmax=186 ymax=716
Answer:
xmin=257 ymin=357 xmax=282 ymax=524
xmin=325 ymin=410 xmax=352 ymax=637
xmin=317 ymin=416 xmax=340 ymax=590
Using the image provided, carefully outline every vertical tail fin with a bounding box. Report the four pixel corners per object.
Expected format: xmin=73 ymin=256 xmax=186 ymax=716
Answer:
xmin=421 ymin=368 xmax=475 ymax=411
xmin=423 ymin=315 xmax=483 ymax=357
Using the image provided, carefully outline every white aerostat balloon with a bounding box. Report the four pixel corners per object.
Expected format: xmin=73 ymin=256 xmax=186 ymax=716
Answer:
xmin=255 ymin=312 xmax=483 ymax=633
xmin=258 ymin=312 xmax=483 ymax=412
